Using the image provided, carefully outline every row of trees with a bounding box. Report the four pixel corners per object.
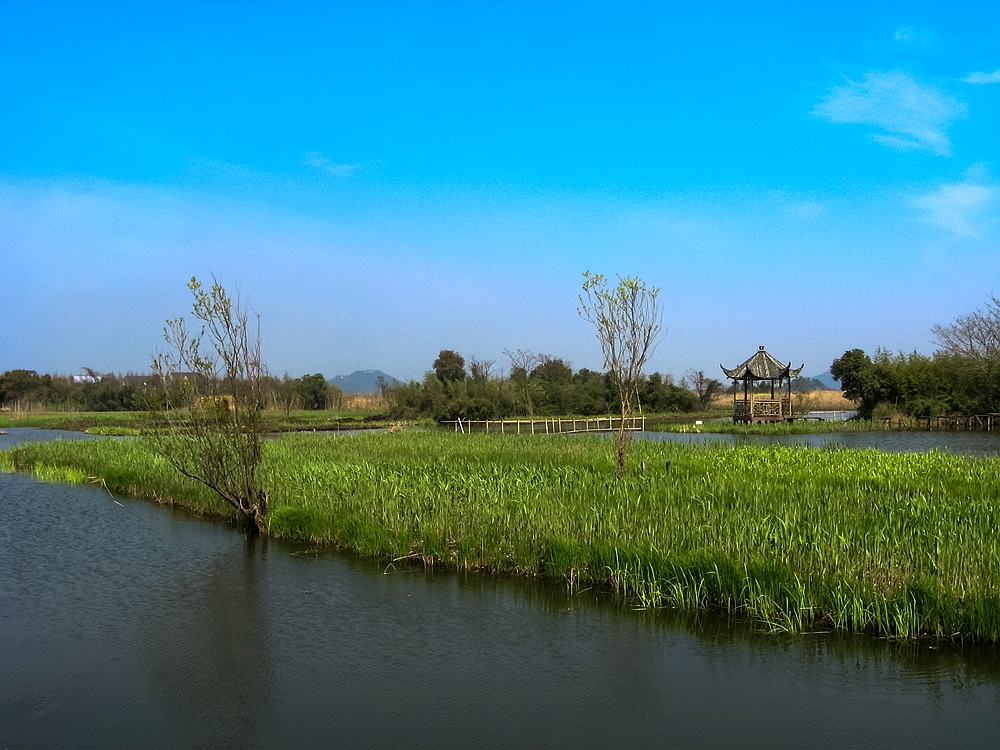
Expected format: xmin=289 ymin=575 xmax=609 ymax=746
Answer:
xmin=386 ymin=349 xmax=699 ymax=421
xmin=832 ymin=296 xmax=1000 ymax=419
xmin=0 ymin=368 xmax=343 ymax=412
xmin=832 ymin=349 xmax=1000 ymax=419
xmin=0 ymin=370 xmax=140 ymax=411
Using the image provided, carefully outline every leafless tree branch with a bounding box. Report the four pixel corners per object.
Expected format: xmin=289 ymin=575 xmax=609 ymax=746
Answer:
xmin=578 ymin=271 xmax=662 ymax=472
xmin=145 ymin=276 xmax=269 ymax=534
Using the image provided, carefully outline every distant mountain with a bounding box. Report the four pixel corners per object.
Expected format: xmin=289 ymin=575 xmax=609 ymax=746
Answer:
xmin=791 ymin=376 xmax=829 ymax=393
xmin=808 ymin=370 xmax=840 ymax=389
xmin=329 ymin=370 xmax=401 ymax=394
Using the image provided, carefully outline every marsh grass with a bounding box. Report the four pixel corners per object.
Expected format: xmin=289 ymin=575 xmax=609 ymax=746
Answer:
xmin=0 ymin=411 xmax=148 ymax=432
xmin=655 ymin=419 xmax=876 ymax=435
xmin=0 ymin=407 xmax=405 ymax=434
xmin=6 ymin=431 xmax=1000 ymax=640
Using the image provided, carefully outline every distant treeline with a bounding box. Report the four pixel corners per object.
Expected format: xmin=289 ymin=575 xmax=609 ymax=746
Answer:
xmin=1 ymin=358 xmax=831 ymax=418
xmin=832 ymin=349 xmax=1000 ymax=419
xmin=0 ymin=370 xmax=141 ymax=412
xmin=0 ymin=369 xmax=344 ymax=412
xmin=386 ymin=350 xmax=700 ymax=420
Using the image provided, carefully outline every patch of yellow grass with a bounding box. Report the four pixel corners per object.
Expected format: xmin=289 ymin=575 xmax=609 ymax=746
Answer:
xmin=342 ymin=392 xmax=386 ymax=411
xmin=794 ymin=390 xmax=856 ymax=411
xmin=709 ymin=389 xmax=855 ymax=412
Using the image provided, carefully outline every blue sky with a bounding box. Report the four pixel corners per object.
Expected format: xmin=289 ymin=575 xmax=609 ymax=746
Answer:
xmin=2 ymin=1 xmax=999 ymax=382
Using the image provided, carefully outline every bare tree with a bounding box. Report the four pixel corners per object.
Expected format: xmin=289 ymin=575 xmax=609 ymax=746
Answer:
xmin=578 ymin=271 xmax=662 ymax=472
xmin=932 ymin=296 xmax=1000 ymax=363
xmin=468 ymin=356 xmax=496 ymax=382
xmin=146 ymin=277 xmax=269 ymax=534
xmin=684 ymin=368 xmax=723 ymax=406
xmin=503 ymin=348 xmax=539 ymax=416
xmin=503 ymin=348 xmax=539 ymax=374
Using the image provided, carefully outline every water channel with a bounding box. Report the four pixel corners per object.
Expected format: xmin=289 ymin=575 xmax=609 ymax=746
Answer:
xmin=4 ymin=428 xmax=1000 ymax=747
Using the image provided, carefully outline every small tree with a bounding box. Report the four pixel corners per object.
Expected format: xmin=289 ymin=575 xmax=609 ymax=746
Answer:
xmin=468 ymin=356 xmax=495 ymax=383
xmin=433 ymin=350 xmax=466 ymax=385
xmin=830 ymin=348 xmax=872 ymax=403
xmin=296 ymin=373 xmax=328 ymax=410
xmin=578 ymin=272 xmax=662 ymax=472
xmin=503 ymin=348 xmax=539 ymax=416
xmin=684 ymin=368 xmax=723 ymax=406
xmin=146 ymin=277 xmax=269 ymax=534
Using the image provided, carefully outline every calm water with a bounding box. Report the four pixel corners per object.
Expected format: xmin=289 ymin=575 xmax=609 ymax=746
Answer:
xmin=5 ymin=428 xmax=1000 ymax=748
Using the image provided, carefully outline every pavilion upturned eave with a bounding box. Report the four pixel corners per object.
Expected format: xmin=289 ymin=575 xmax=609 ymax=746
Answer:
xmin=720 ymin=346 xmax=804 ymax=381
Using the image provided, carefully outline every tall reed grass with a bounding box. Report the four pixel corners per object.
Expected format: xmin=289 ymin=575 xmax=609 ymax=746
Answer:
xmin=5 ymin=431 xmax=1000 ymax=640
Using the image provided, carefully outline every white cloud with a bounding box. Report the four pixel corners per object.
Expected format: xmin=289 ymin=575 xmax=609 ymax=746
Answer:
xmin=894 ymin=26 xmax=931 ymax=44
xmin=964 ymin=69 xmax=1000 ymax=84
xmin=912 ymin=182 xmax=995 ymax=236
xmin=812 ymin=70 xmax=966 ymax=156
xmin=303 ymin=151 xmax=359 ymax=176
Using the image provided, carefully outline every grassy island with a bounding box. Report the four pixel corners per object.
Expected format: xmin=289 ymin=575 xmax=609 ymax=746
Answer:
xmin=646 ymin=418 xmax=876 ymax=435
xmin=4 ymin=431 xmax=1000 ymax=641
xmin=0 ymin=408 xmax=410 ymax=435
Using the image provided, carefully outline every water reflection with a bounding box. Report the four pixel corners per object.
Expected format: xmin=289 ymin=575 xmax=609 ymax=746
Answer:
xmin=140 ymin=538 xmax=274 ymax=750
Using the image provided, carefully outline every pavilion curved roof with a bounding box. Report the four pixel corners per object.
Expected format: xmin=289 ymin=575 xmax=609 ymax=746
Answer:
xmin=720 ymin=346 xmax=804 ymax=381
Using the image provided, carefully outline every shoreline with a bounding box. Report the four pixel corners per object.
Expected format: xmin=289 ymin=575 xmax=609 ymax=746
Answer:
xmin=4 ymin=431 xmax=1000 ymax=641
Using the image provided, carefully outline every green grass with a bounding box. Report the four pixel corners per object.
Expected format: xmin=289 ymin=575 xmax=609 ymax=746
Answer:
xmin=5 ymin=431 xmax=1000 ymax=641
xmin=0 ymin=411 xmax=149 ymax=432
xmin=650 ymin=419 xmax=878 ymax=435
xmin=0 ymin=408 xmax=411 ymax=434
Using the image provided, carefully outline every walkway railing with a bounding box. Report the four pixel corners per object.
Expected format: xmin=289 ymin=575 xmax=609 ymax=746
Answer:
xmin=443 ymin=416 xmax=645 ymax=435
xmin=887 ymin=413 xmax=1000 ymax=430
xmin=797 ymin=410 xmax=851 ymax=421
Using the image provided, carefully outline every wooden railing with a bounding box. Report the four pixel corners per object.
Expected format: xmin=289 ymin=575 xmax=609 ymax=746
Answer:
xmin=734 ymin=398 xmax=792 ymax=421
xmin=444 ymin=416 xmax=645 ymax=435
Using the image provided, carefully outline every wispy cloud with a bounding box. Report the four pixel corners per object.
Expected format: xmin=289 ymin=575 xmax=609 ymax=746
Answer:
xmin=912 ymin=182 xmax=995 ymax=236
xmin=303 ymin=151 xmax=359 ymax=176
xmin=812 ymin=70 xmax=966 ymax=156
xmin=964 ymin=69 xmax=1000 ymax=84
xmin=894 ymin=26 xmax=928 ymax=44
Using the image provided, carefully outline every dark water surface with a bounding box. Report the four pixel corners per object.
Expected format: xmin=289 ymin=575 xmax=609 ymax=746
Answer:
xmin=5 ymin=429 xmax=1000 ymax=748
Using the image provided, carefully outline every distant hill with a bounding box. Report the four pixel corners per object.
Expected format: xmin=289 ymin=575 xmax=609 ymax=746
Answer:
xmin=791 ymin=376 xmax=829 ymax=393
xmin=808 ymin=370 xmax=840 ymax=389
xmin=329 ymin=370 xmax=400 ymax=394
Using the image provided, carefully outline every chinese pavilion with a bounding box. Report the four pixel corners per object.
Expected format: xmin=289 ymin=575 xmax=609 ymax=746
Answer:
xmin=721 ymin=346 xmax=803 ymax=423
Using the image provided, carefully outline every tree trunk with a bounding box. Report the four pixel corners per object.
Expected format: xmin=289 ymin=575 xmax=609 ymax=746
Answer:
xmin=244 ymin=509 xmax=261 ymax=536
xmin=242 ymin=491 xmax=266 ymax=535
xmin=617 ymin=400 xmax=629 ymax=473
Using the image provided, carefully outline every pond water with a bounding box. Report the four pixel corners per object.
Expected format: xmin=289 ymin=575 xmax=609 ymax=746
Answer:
xmin=4 ymin=431 xmax=1000 ymax=747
